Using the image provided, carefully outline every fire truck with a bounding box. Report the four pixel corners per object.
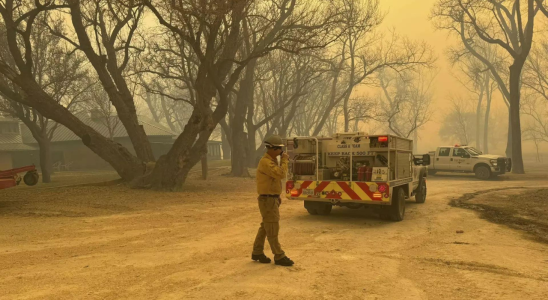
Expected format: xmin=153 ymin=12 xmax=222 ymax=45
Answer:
xmin=284 ymin=133 xmax=430 ymax=221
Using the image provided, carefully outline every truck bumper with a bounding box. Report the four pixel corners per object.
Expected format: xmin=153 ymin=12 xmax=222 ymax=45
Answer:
xmin=492 ymin=158 xmax=512 ymax=174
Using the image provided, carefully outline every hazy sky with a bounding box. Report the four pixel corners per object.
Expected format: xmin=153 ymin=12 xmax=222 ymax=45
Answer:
xmin=377 ymin=0 xmax=512 ymax=154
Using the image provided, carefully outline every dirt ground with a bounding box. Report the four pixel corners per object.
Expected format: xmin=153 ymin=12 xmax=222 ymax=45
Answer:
xmin=451 ymin=188 xmax=548 ymax=244
xmin=1 ymin=165 xmax=548 ymax=300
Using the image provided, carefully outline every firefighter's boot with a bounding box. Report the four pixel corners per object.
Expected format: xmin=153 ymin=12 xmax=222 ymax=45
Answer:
xmin=275 ymin=256 xmax=294 ymax=266
xmin=252 ymin=254 xmax=271 ymax=264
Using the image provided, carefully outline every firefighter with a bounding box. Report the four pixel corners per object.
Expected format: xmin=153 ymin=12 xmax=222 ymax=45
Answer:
xmin=251 ymin=135 xmax=294 ymax=267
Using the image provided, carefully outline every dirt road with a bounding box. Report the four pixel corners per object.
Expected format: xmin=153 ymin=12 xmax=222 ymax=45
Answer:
xmin=1 ymin=170 xmax=548 ymax=299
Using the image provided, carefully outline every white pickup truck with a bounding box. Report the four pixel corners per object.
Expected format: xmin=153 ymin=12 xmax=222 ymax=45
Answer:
xmin=427 ymin=145 xmax=512 ymax=180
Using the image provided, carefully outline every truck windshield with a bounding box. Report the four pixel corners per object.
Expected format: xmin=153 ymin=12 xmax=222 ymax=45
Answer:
xmin=466 ymin=147 xmax=482 ymax=156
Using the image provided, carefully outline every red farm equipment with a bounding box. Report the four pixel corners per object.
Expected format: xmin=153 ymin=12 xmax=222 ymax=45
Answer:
xmin=0 ymin=165 xmax=40 ymax=190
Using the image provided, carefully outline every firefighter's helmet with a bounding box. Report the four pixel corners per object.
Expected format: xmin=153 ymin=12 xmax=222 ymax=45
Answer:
xmin=264 ymin=135 xmax=284 ymax=147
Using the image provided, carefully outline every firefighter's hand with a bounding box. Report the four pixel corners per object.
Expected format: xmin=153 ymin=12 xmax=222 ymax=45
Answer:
xmin=281 ymin=152 xmax=289 ymax=160
xmin=278 ymin=197 xmax=282 ymax=206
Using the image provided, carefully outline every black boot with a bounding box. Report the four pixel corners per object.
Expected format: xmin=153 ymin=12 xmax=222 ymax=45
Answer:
xmin=252 ymin=254 xmax=271 ymax=264
xmin=275 ymin=256 xmax=294 ymax=266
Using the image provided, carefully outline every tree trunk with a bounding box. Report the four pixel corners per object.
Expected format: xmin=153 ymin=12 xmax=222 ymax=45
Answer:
xmin=142 ymin=70 xmax=226 ymax=190
xmin=343 ymin=93 xmax=351 ymax=133
xmin=475 ymin=83 xmax=485 ymax=151
xmin=245 ymin=99 xmax=258 ymax=168
xmin=509 ymin=63 xmax=525 ymax=173
xmin=312 ymin=70 xmax=340 ymax=136
xmin=483 ymin=80 xmax=492 ymax=154
xmin=230 ymin=60 xmax=256 ymax=176
xmin=230 ymin=130 xmax=250 ymax=177
xmin=37 ymin=138 xmax=52 ymax=183
xmin=68 ymin=2 xmax=156 ymax=163
xmin=160 ymin=94 xmax=177 ymax=132
xmin=201 ymin=154 xmax=208 ymax=180
xmin=413 ymin=129 xmax=418 ymax=154
xmin=221 ymin=125 xmax=232 ymax=160
xmin=353 ymin=119 xmax=359 ymax=132
xmin=14 ymin=77 xmax=144 ymax=181
xmin=246 ymin=125 xmax=258 ymax=168
xmin=505 ymin=110 xmax=513 ymax=158
xmin=144 ymin=92 xmax=161 ymax=123
xmin=144 ymin=109 xmax=211 ymax=191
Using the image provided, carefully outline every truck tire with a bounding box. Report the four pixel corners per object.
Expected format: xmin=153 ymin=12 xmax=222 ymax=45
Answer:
xmin=428 ymin=169 xmax=436 ymax=176
xmin=415 ymin=177 xmax=427 ymax=204
xmin=304 ymin=201 xmax=318 ymax=215
xmin=475 ymin=165 xmax=491 ymax=180
xmin=23 ymin=171 xmax=39 ymax=186
xmin=380 ymin=187 xmax=405 ymax=222
xmin=317 ymin=203 xmax=332 ymax=215
xmin=305 ymin=201 xmax=332 ymax=215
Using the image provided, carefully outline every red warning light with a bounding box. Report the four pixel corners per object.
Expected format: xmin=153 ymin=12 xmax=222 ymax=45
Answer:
xmin=286 ymin=181 xmax=294 ymax=190
xmin=378 ymin=136 xmax=388 ymax=142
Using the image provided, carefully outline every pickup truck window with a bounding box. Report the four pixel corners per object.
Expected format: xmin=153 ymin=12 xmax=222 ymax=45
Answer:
xmin=439 ymin=147 xmax=451 ymax=156
xmin=453 ymin=148 xmax=469 ymax=157
xmin=466 ymin=147 xmax=481 ymax=156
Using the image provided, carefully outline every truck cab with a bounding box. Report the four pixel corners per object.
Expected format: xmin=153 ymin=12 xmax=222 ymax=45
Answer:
xmin=427 ymin=145 xmax=511 ymax=180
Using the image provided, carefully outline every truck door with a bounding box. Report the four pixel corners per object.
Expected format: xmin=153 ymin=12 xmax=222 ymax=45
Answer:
xmin=435 ymin=147 xmax=452 ymax=170
xmin=452 ymin=148 xmax=471 ymax=171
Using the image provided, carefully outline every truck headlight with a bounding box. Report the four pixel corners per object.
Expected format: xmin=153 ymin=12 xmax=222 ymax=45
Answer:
xmin=490 ymin=159 xmax=497 ymax=166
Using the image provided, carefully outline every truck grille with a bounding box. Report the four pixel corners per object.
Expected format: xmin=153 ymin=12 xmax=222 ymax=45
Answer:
xmin=497 ymin=158 xmax=506 ymax=174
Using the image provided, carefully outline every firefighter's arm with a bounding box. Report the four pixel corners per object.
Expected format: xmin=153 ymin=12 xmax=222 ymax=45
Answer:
xmin=260 ymin=157 xmax=288 ymax=180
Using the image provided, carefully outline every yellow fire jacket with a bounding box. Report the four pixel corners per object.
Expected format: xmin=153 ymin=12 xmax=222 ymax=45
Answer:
xmin=256 ymin=153 xmax=288 ymax=195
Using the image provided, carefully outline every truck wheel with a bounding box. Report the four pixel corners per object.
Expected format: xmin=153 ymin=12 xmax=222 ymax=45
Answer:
xmin=415 ymin=178 xmax=427 ymax=204
xmin=475 ymin=166 xmax=491 ymax=180
xmin=317 ymin=203 xmax=332 ymax=215
xmin=23 ymin=171 xmax=39 ymax=186
xmin=381 ymin=187 xmax=405 ymax=222
xmin=428 ymin=169 xmax=436 ymax=176
xmin=304 ymin=201 xmax=318 ymax=215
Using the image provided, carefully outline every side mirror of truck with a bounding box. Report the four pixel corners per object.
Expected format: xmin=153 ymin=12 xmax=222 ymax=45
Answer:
xmin=413 ymin=154 xmax=431 ymax=166
xmin=422 ymin=154 xmax=431 ymax=166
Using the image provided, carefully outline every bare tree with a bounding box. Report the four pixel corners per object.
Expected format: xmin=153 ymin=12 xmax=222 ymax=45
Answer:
xmin=48 ymin=0 xmax=155 ymax=162
xmin=83 ymin=83 xmax=121 ymax=140
xmin=439 ymin=97 xmax=477 ymax=145
xmin=226 ymin=0 xmax=338 ymax=176
xmin=523 ymin=41 xmax=548 ymax=102
xmin=375 ymin=68 xmax=434 ymax=145
xmin=246 ymin=51 xmax=327 ymax=167
xmin=449 ymin=41 xmax=501 ymax=152
xmin=432 ymin=0 xmax=543 ymax=173
xmin=0 ymin=10 xmax=91 ymax=183
xmin=0 ymin=1 xmax=145 ymax=181
xmin=310 ymin=31 xmax=434 ymax=136
xmin=522 ymin=94 xmax=547 ymax=162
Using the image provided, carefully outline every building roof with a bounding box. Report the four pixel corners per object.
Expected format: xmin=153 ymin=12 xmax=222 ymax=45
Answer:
xmin=0 ymin=129 xmax=36 ymax=152
xmin=0 ymin=117 xmax=19 ymax=123
xmin=0 ymin=143 xmax=36 ymax=151
xmin=21 ymin=114 xmax=177 ymax=144
xmin=1 ymin=112 xmax=222 ymax=152
xmin=0 ymin=132 xmax=23 ymax=145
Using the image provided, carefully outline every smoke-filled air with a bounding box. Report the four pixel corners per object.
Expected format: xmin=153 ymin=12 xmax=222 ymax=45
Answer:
xmin=1 ymin=0 xmax=548 ymax=298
